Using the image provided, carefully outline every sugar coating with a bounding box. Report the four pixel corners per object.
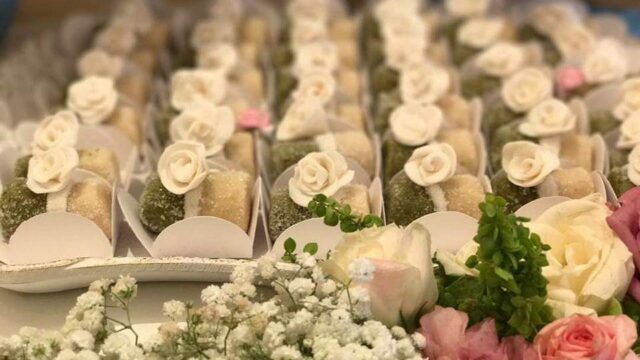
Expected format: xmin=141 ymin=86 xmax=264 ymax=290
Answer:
xmin=270 ymin=140 xmax=319 ymax=182
xmin=131 ymin=48 xmax=157 ymax=74
xmin=452 ymin=44 xmax=478 ymax=67
xmin=337 ymin=103 xmax=365 ymax=131
xmin=610 ymin=148 xmax=630 ymax=170
xmin=608 ymin=166 xmax=635 ymax=197
xmin=364 ymin=38 xmax=384 ymax=71
xmin=331 ymin=18 xmax=357 ymax=42
xmin=79 ymin=148 xmax=120 ymax=184
xmin=271 ymin=45 xmax=294 ymax=69
xmin=334 ymin=131 xmax=375 ymax=175
xmin=156 ymin=107 xmax=179 ymax=146
xmin=67 ymin=178 xmax=113 ymax=240
xmin=237 ymin=66 xmax=264 ymax=100
xmin=518 ymin=25 xmax=561 ymax=66
xmin=13 ymin=155 xmax=31 ymax=178
xmin=439 ymin=94 xmax=473 ymax=130
xmin=384 ymin=172 xmax=435 ymax=227
xmin=268 ymin=189 xmax=313 ymax=241
xmin=382 ymin=137 xmax=416 ymax=184
xmin=239 ymin=42 xmax=259 ymax=66
xmin=438 ymin=129 xmax=479 ymax=175
xmin=338 ymin=69 xmax=361 ymax=101
xmin=241 ymin=17 xmax=270 ymax=50
xmin=139 ymin=177 xmax=185 ymax=234
xmin=109 ymin=104 xmax=142 ymax=146
xmin=484 ymin=100 xmax=519 ymax=138
xmin=551 ymin=167 xmax=594 ymax=199
xmin=461 ymin=73 xmax=501 ymax=99
xmin=118 ymin=74 xmax=150 ymax=106
xmin=491 ymin=171 xmax=539 ymax=213
xmin=371 ymin=65 xmax=399 ymax=97
xmin=373 ymin=89 xmax=401 ymax=133
xmin=337 ymin=40 xmax=359 ymax=68
xmin=0 ymin=178 xmax=46 ymax=239
xmin=225 ymin=131 xmax=256 ymax=178
xmin=275 ymin=70 xmax=298 ymax=116
xmin=331 ymin=184 xmax=371 ymax=216
xmin=140 ymin=22 xmax=170 ymax=51
xmin=589 ymin=111 xmax=618 ymax=135
xmin=198 ymin=171 xmax=252 ymax=232
xmin=490 ymin=121 xmax=530 ymax=173
xmin=440 ymin=174 xmax=485 ymax=219
xmin=560 ymin=134 xmax=593 ymax=171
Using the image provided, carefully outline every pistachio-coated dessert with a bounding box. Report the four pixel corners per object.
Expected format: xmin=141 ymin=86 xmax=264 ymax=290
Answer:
xmin=608 ymin=166 xmax=635 ymax=197
xmin=269 ymin=140 xmax=320 ymax=182
xmin=13 ymin=156 xmax=31 ymax=178
xmin=490 ymin=121 xmax=530 ymax=172
xmin=490 ymin=171 xmax=539 ymax=214
xmin=370 ymin=65 xmax=399 ymax=98
xmin=0 ymin=178 xmax=47 ymax=239
xmin=383 ymin=137 xmax=415 ymax=183
xmin=268 ymin=189 xmax=315 ymax=240
xmin=275 ymin=70 xmax=299 ymax=118
xmin=461 ymin=74 xmax=501 ymax=99
xmin=484 ymin=101 xmax=520 ymax=138
xmin=384 ymin=172 xmax=435 ymax=227
xmin=609 ymin=148 xmax=630 ymax=170
xmin=373 ymin=90 xmax=401 ymax=133
xmin=155 ymin=106 xmax=180 ymax=147
xmin=589 ymin=111 xmax=618 ymax=135
xmin=451 ymin=44 xmax=478 ymax=67
xmin=139 ymin=177 xmax=185 ymax=234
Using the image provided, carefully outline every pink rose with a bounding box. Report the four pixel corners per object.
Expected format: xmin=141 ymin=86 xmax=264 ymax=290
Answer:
xmin=237 ymin=108 xmax=271 ymax=130
xmin=556 ymin=67 xmax=585 ymax=93
xmin=608 ymin=187 xmax=640 ymax=302
xmin=534 ymin=315 xmax=638 ymax=360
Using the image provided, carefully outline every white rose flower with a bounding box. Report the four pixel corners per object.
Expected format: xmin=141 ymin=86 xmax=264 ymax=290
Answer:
xmin=77 ymin=49 xmax=124 ymax=79
xmin=31 ymin=110 xmax=79 ymax=154
xmin=26 ymin=147 xmax=79 ymax=194
xmin=501 ymin=141 xmax=560 ymax=187
xmin=94 ymin=22 xmax=136 ymax=56
xmin=323 ymin=223 xmax=438 ymax=326
xmin=475 ymin=42 xmax=526 ymax=78
xmin=526 ymin=195 xmax=634 ymax=317
xmin=380 ymin=14 xmax=426 ymax=44
xmin=518 ymin=99 xmax=577 ymax=138
xmin=435 ymin=241 xmax=479 ymax=277
xmin=445 ymin=0 xmax=489 ymax=17
xmin=501 ymin=67 xmax=553 ymax=113
xmin=404 ymin=143 xmax=457 ymax=187
xmin=583 ymin=39 xmax=628 ymax=85
xmin=66 ymin=76 xmax=118 ymax=126
xmin=286 ymin=0 xmax=328 ymax=25
xmin=290 ymin=19 xmax=328 ymax=49
xmin=288 ymin=151 xmax=355 ymax=207
xmin=190 ymin=20 xmax=236 ymax=50
xmin=389 ymin=104 xmax=443 ymax=146
xmin=617 ymin=111 xmax=640 ymax=149
xmin=170 ymin=70 xmax=227 ymax=111
xmin=457 ymin=18 xmax=505 ymax=49
xmin=170 ymin=100 xmax=235 ymax=157
xmin=292 ymin=72 xmax=336 ymax=106
xmin=627 ymin=145 xmax=640 ymax=186
xmin=293 ymin=42 xmax=338 ymax=77
xmin=157 ymin=141 xmax=209 ymax=195
xmin=614 ymin=78 xmax=640 ymax=121
xmin=196 ymin=43 xmax=238 ymax=76
xmin=551 ymin=23 xmax=595 ymax=59
xmin=400 ymin=64 xmax=450 ymax=106
xmin=531 ymin=3 xmax=580 ymax=36
xmin=276 ymin=98 xmax=328 ymax=141
xmin=384 ymin=37 xmax=427 ymax=71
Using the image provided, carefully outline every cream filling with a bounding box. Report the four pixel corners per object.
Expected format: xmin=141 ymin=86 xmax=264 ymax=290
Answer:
xmin=46 ymin=185 xmax=72 ymax=213
xmin=427 ymin=184 xmax=448 ymax=212
xmin=184 ymin=184 xmax=203 ymax=218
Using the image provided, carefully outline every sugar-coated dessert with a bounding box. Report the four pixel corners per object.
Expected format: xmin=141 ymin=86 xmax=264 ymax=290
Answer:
xmin=587 ymin=78 xmax=640 ymax=135
xmin=449 ymin=17 xmax=514 ymax=67
xmin=0 ymin=178 xmax=47 ymax=240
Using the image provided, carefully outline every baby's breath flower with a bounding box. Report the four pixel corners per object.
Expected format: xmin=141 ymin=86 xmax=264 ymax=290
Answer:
xmin=348 ymin=257 xmax=376 ymax=283
xmin=111 ymin=275 xmax=137 ymax=302
xmin=162 ymin=300 xmax=186 ymax=321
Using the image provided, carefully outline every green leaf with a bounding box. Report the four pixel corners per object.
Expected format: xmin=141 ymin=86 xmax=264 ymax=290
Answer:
xmin=284 ymin=238 xmax=296 ymax=253
xmin=303 ymin=243 xmax=318 ymax=256
xmin=604 ymin=298 xmax=623 ymax=316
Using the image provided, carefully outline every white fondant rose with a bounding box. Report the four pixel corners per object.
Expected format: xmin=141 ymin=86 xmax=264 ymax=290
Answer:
xmin=617 ymin=111 xmax=640 ymax=149
xmin=170 ymin=100 xmax=235 ymax=157
xmin=26 ymin=147 xmax=79 ymax=194
xmin=445 ymin=0 xmax=489 ymax=17
xmin=502 ymin=141 xmax=560 ymax=187
xmin=170 ymin=70 xmax=227 ymax=111
xmin=519 ymin=99 xmax=577 ymax=138
xmin=551 ymin=23 xmax=595 ymax=59
xmin=67 ymin=76 xmax=118 ymax=125
xmin=400 ymin=64 xmax=450 ymax=106
xmin=291 ymin=19 xmax=328 ymax=48
xmin=32 ymin=111 xmax=80 ymax=154
xmin=292 ymin=72 xmax=336 ymax=105
xmin=390 ymin=104 xmax=443 ymax=146
xmin=288 ymin=151 xmax=355 ymax=207
xmin=457 ymin=18 xmax=505 ymax=49
xmin=501 ymin=68 xmax=553 ymax=113
xmin=614 ymin=78 xmax=640 ymax=121
xmin=276 ymin=98 xmax=328 ymax=141
xmin=94 ymin=22 xmax=136 ymax=55
xmin=531 ymin=3 xmax=579 ymax=36
xmin=380 ymin=14 xmax=426 ymax=44
xmin=77 ymin=49 xmax=124 ymax=79
xmin=286 ymin=0 xmax=328 ymax=25
xmin=157 ymin=141 xmax=209 ymax=195
xmin=627 ymin=145 xmax=640 ymax=186
xmin=293 ymin=41 xmax=338 ymax=76
xmin=384 ymin=37 xmax=427 ymax=71
xmin=190 ymin=20 xmax=236 ymax=50
xmin=475 ymin=42 xmax=526 ymax=78
xmin=583 ymin=39 xmax=628 ymax=85
xmin=404 ymin=143 xmax=457 ymax=187
xmin=196 ymin=43 xmax=238 ymax=75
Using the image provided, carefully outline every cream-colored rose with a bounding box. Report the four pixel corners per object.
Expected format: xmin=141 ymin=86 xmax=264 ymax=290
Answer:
xmin=384 ymin=37 xmax=427 ymax=71
xmin=551 ymin=23 xmax=595 ymax=59
xmin=614 ymin=78 xmax=640 ymax=121
xmin=94 ymin=22 xmax=136 ymax=56
xmin=190 ymin=20 xmax=236 ymax=50
xmin=526 ymin=194 xmax=634 ymax=317
xmin=67 ymin=76 xmax=118 ymax=125
xmin=323 ymin=223 xmax=438 ymax=327
xmin=583 ymin=39 xmax=628 ymax=85
xmin=501 ymin=67 xmax=553 ymax=113
xmin=445 ymin=0 xmax=489 ymax=17
xmin=31 ymin=111 xmax=80 ymax=154
xmin=617 ymin=111 xmax=640 ymax=149
xmin=170 ymin=70 xmax=227 ymax=111
xmin=292 ymin=72 xmax=336 ymax=105
xmin=475 ymin=42 xmax=526 ymax=78
xmin=288 ymin=151 xmax=354 ymax=207
xmin=157 ymin=141 xmax=209 ymax=195
xmin=77 ymin=49 xmax=124 ymax=79
xmin=502 ymin=141 xmax=560 ymax=187
xmin=26 ymin=147 xmax=79 ymax=194
xmin=436 ymin=241 xmax=479 ymax=277
xmin=380 ymin=13 xmax=426 ymax=44
xmin=290 ymin=19 xmax=328 ymax=48
xmin=276 ymin=98 xmax=328 ymax=141
xmin=389 ymin=104 xmax=443 ymax=146
xmin=519 ymin=99 xmax=577 ymax=138
xmin=286 ymin=0 xmax=328 ymax=25
xmin=531 ymin=3 xmax=580 ymax=36
xmin=169 ymin=100 xmax=235 ymax=157
xmin=374 ymin=0 xmax=420 ymax=22
xmin=196 ymin=43 xmax=238 ymax=76
xmin=404 ymin=143 xmax=457 ymax=187
xmin=457 ymin=18 xmax=505 ymax=49
xmin=293 ymin=41 xmax=338 ymax=76
xmin=400 ymin=63 xmax=450 ymax=106
xmin=627 ymin=145 xmax=640 ymax=186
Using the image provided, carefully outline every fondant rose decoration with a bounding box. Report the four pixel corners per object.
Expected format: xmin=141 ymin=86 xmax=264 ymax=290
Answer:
xmin=196 ymin=43 xmax=238 ymax=76
xmin=286 ymin=0 xmax=328 ymax=25
xmin=400 ymin=63 xmax=450 ymax=106
xmin=67 ymin=76 xmax=119 ymax=126
xmin=27 ymin=147 xmax=79 ymax=194
xmin=293 ymin=41 xmax=338 ymax=76
xmin=384 ymin=37 xmax=427 ymax=71
xmin=238 ymin=109 xmax=271 ymax=130
xmin=475 ymin=42 xmax=526 ymax=78
xmin=77 ymin=49 xmax=124 ymax=79
xmin=617 ymin=111 xmax=640 ymax=149
xmin=501 ymin=68 xmax=553 ymax=113
xmin=445 ymin=0 xmax=489 ymax=17
xmin=389 ymin=104 xmax=443 ymax=146
xmin=288 ymin=151 xmax=354 ymax=207
xmin=290 ymin=19 xmax=328 ymax=49
xmin=556 ymin=67 xmax=585 ymax=93
xmin=190 ymin=19 xmax=236 ymax=50
xmin=32 ymin=110 xmax=80 ymax=154
xmin=457 ymin=18 xmax=504 ymax=49
xmin=519 ymin=99 xmax=577 ymax=138
xmin=531 ymin=3 xmax=579 ymax=36
xmin=614 ymin=78 xmax=640 ymax=121
xmin=551 ymin=23 xmax=595 ymax=59
xmin=276 ymin=98 xmax=328 ymax=141
xmin=157 ymin=141 xmax=209 ymax=195
xmin=169 ymin=100 xmax=235 ymax=157
xmin=404 ymin=143 xmax=457 ymax=187
xmin=170 ymin=70 xmax=227 ymax=111
xmin=94 ymin=22 xmax=137 ymax=56
xmin=583 ymin=39 xmax=628 ymax=85
xmin=292 ymin=72 xmax=336 ymax=106
xmin=502 ymin=141 xmax=560 ymax=187
xmin=628 ymin=145 xmax=640 ymax=186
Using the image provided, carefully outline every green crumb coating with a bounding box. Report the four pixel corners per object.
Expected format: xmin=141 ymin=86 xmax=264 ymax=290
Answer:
xmin=384 ymin=172 xmax=435 ymax=227
xmin=371 ymin=65 xmax=399 ymax=97
xmin=517 ymin=25 xmax=561 ymax=66
xmin=359 ymin=10 xmax=381 ymax=53
xmin=440 ymin=19 xmax=464 ymax=47
xmin=491 ymin=171 xmax=539 ymax=214
xmin=374 ymin=90 xmax=402 ymax=133
xmin=452 ymin=45 xmax=479 ymax=67
xmin=275 ymin=70 xmax=298 ymax=117
xmin=365 ymin=39 xmax=384 ymax=73
xmin=610 ymin=148 xmax=630 ymax=170
xmin=156 ymin=106 xmax=179 ymax=147
xmin=608 ymin=166 xmax=635 ymax=198
xmin=271 ymin=45 xmax=294 ymax=69
xmin=484 ymin=101 xmax=520 ymax=138
xmin=0 ymin=178 xmax=47 ymax=239
xmin=490 ymin=121 xmax=531 ymax=173
xmin=268 ymin=189 xmax=313 ymax=240
xmin=138 ymin=177 xmax=185 ymax=234
xmin=270 ymin=140 xmax=320 ymax=182
xmin=461 ymin=74 xmax=501 ymax=99
xmin=14 ymin=155 xmax=32 ymax=178
xmin=518 ymin=24 xmax=546 ymax=42
xmin=540 ymin=40 xmax=562 ymax=67
xmin=589 ymin=111 xmax=618 ymax=135
xmin=383 ymin=137 xmax=416 ymax=184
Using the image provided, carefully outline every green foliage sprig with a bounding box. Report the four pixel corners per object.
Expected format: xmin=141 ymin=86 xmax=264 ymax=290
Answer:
xmin=281 ymin=238 xmax=318 ymax=263
xmin=308 ymin=194 xmax=383 ymax=232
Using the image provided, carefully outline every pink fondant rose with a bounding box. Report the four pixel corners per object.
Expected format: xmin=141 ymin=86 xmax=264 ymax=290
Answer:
xmin=556 ymin=67 xmax=585 ymax=93
xmin=608 ymin=187 xmax=640 ymax=302
xmin=238 ymin=109 xmax=271 ymax=130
